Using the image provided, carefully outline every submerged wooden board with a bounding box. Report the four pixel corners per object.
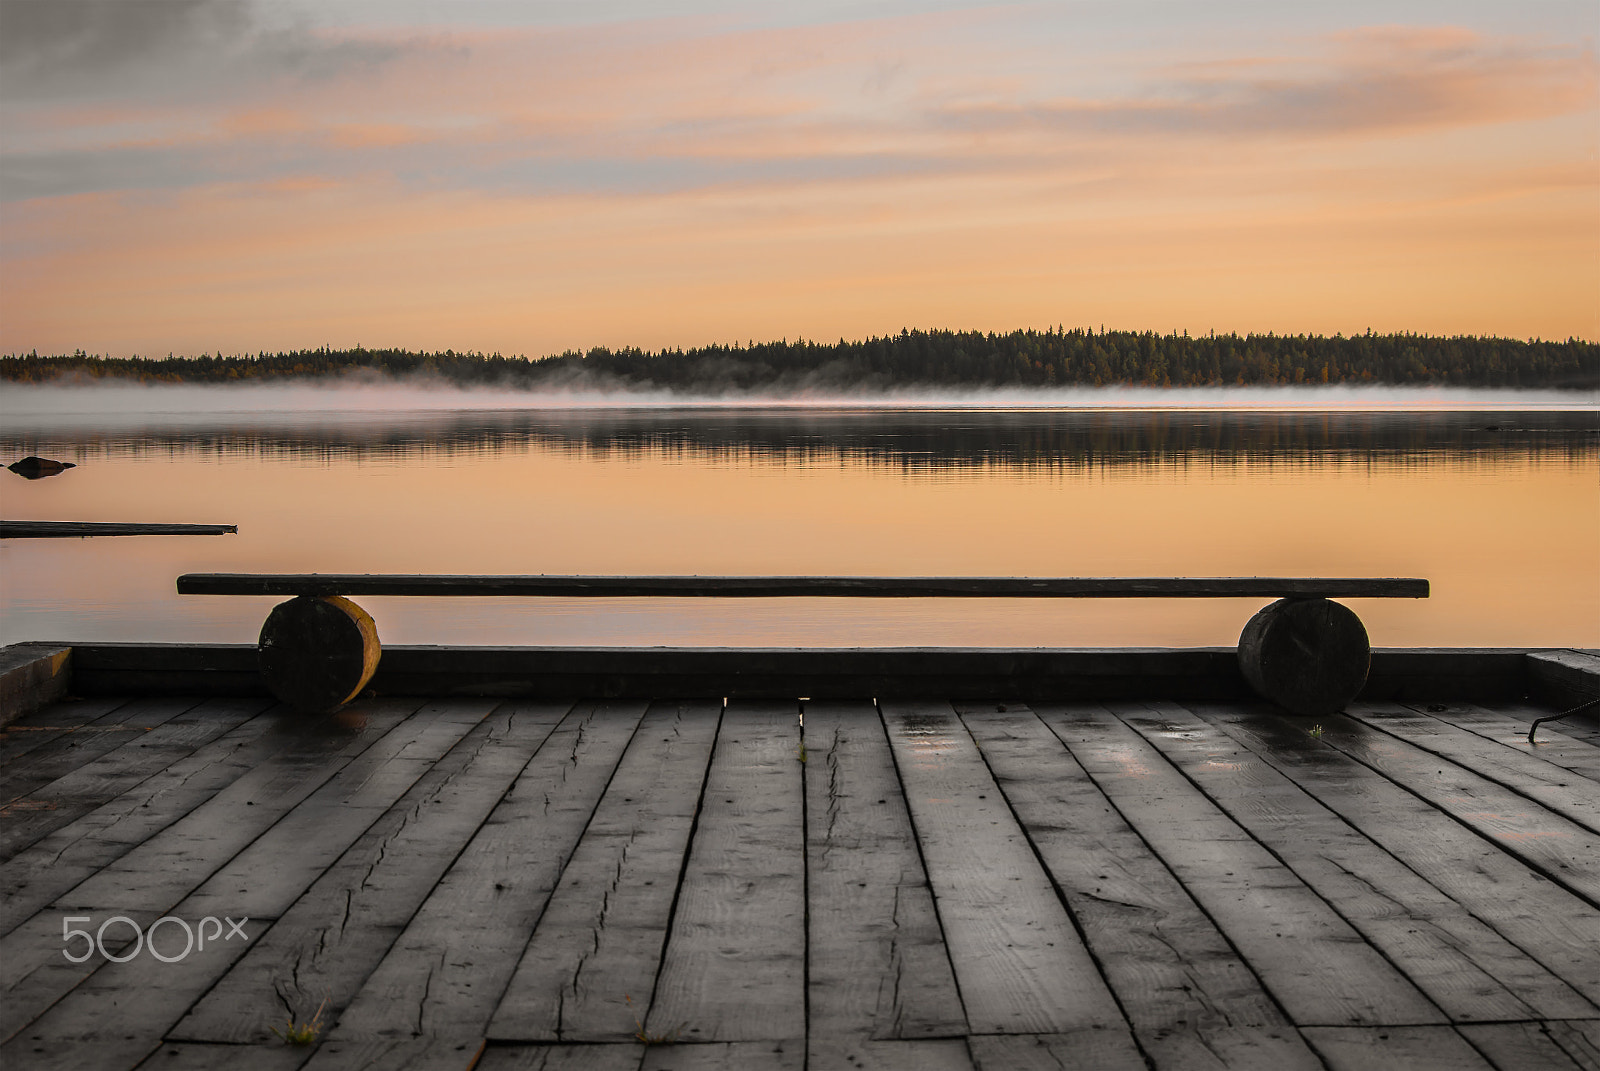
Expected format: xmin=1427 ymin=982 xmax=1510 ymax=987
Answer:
xmin=1 ymin=521 xmax=236 ymax=538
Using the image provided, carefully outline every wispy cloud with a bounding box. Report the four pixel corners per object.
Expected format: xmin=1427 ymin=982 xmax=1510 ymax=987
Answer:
xmin=1 ymin=2 xmax=1595 ymax=350
xmin=942 ymin=26 xmax=1596 ymax=141
xmin=3 ymin=9 xmax=1592 ymax=205
xmin=0 ymin=0 xmax=400 ymax=103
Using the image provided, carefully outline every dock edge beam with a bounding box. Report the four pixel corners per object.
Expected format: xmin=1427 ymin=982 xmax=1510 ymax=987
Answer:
xmin=0 ymin=643 xmax=73 ymax=726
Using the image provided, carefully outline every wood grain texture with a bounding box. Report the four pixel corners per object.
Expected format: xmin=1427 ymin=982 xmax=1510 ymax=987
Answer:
xmin=0 ymin=698 xmax=423 ymax=1046
xmin=1031 ymin=702 xmax=1443 ymax=1028
xmin=1411 ymin=702 xmax=1600 ymax=784
xmin=131 ymin=1042 xmax=312 ymax=1071
xmin=645 ymin=702 xmax=806 ymax=1044
xmin=1345 ymin=703 xmax=1600 ymax=834
xmin=0 ymin=701 xmax=493 ymax=1071
xmin=967 ymin=1031 xmax=1148 ymax=1071
xmin=1458 ymin=1021 xmax=1600 ymax=1071
xmin=0 ymin=695 xmax=128 ymax=768
xmin=1192 ymin=702 xmax=1600 ymax=1008
xmin=880 ymin=701 xmax=1132 ymax=1039
xmin=487 ymin=700 xmax=722 ymax=1043
xmin=325 ymin=701 xmax=648 ymax=1043
xmin=1133 ymin=701 xmax=1596 ymax=1022
xmin=171 ymin=701 xmax=573 ymax=1044
xmin=301 ymin=1037 xmax=488 ymax=1071
xmin=639 ymin=1041 xmax=803 ymax=1071
xmin=1319 ymin=705 xmax=1600 ymax=904
xmin=955 ymin=702 xmax=1320 ymax=1071
xmin=0 ymin=696 xmax=201 ymax=804
xmin=1300 ymin=1026 xmax=1495 ymax=1071
xmin=476 ymin=1043 xmax=643 ymax=1071
xmin=0 ymin=702 xmax=293 ymax=935
xmin=806 ymin=1039 xmax=975 ymax=1071
xmin=0 ymin=695 xmax=272 ymax=860
xmin=804 ymin=701 xmax=966 ymax=1050
xmin=177 ymin=573 xmax=1430 ymax=599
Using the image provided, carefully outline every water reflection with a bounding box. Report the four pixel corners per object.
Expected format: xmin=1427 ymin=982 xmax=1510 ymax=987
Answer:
xmin=4 ymin=408 xmax=1595 ymax=471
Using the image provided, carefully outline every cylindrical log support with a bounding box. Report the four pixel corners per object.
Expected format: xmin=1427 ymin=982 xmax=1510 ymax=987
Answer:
xmin=1237 ymin=597 xmax=1369 ymax=716
xmin=258 ymin=595 xmax=381 ymax=713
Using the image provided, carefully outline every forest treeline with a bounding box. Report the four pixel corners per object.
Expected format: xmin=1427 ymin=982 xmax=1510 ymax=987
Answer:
xmin=4 ymin=328 xmax=1597 ymax=390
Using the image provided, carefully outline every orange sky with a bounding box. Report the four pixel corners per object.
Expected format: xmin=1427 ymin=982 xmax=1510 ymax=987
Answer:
xmin=1 ymin=2 xmax=1595 ymax=356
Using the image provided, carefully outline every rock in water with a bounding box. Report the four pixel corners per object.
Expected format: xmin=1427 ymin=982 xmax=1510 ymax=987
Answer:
xmin=8 ymin=456 xmax=77 ymax=479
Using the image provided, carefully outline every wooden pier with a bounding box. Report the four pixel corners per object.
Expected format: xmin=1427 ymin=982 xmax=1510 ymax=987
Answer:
xmin=1 ymin=647 xmax=1597 ymax=1070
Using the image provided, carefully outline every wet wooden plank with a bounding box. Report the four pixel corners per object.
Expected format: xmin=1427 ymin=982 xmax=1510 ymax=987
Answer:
xmin=1126 ymin=701 xmax=1596 ymax=1022
xmin=1458 ymin=1021 xmax=1600 ymax=1071
xmin=1509 ymin=698 xmax=1600 ymax=749
xmin=0 ymin=696 xmax=201 ymax=804
xmin=487 ymin=700 xmax=722 ymax=1042
xmin=968 ymin=1031 xmax=1147 ymax=1071
xmin=955 ymin=702 xmax=1320 ymax=1070
xmin=1411 ymin=702 xmax=1600 ymax=783
xmin=1193 ymin=702 xmax=1600 ymax=1008
xmin=808 ymin=1040 xmax=975 ymax=1071
xmin=321 ymin=701 xmax=648 ymax=1047
xmin=1032 ymin=702 xmax=1443 ymax=1028
xmin=639 ymin=1041 xmax=802 ymax=1070
xmin=0 ymin=703 xmax=296 ymax=935
xmin=880 ymin=701 xmax=1133 ymax=1041
xmin=1346 ymin=702 xmax=1600 ymax=833
xmin=477 ymin=1043 xmax=642 ymax=1070
xmin=132 ymin=1042 xmax=312 ymax=1070
xmin=0 ymin=695 xmax=273 ymax=859
xmin=0 ymin=696 xmax=128 ymax=767
xmin=178 ymin=573 xmax=1430 ymax=599
xmin=0 ymin=698 xmax=422 ymax=1045
xmin=177 ymin=699 xmax=496 ymax=921
xmin=172 ymin=701 xmax=574 ymax=1043
xmin=804 ymin=701 xmax=968 ymax=1070
xmin=0 ymin=700 xmax=493 ymax=1071
xmin=1300 ymin=1026 xmax=1494 ymax=1070
xmin=644 ymin=702 xmax=806 ymax=1044
xmin=1313 ymin=708 xmax=1600 ymax=904
xmin=303 ymin=1038 xmax=488 ymax=1071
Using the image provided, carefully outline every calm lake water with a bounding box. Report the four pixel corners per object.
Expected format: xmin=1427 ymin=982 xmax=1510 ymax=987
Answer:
xmin=2 ymin=386 xmax=1596 ymax=648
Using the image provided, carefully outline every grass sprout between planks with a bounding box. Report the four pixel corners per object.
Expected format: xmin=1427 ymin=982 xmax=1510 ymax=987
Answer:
xmin=625 ymin=994 xmax=684 ymax=1045
xmin=271 ymin=997 xmax=328 ymax=1045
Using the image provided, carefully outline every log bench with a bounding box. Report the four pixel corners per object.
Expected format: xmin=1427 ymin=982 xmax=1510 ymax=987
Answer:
xmin=175 ymin=574 xmax=1429 ymax=716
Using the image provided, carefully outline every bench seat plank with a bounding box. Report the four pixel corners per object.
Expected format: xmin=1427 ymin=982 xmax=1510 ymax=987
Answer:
xmin=178 ymin=574 xmax=1429 ymax=599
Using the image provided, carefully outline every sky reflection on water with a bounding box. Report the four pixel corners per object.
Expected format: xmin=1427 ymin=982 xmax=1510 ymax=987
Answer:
xmin=2 ymin=399 xmax=1595 ymax=649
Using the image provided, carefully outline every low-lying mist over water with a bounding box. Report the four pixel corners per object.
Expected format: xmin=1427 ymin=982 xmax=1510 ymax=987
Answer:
xmin=6 ymin=380 xmax=1596 ymax=423
xmin=4 ymin=387 xmax=1595 ymax=471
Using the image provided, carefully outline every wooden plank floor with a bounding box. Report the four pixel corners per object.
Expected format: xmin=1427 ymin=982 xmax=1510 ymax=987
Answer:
xmin=2 ymin=694 xmax=1598 ymax=1071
